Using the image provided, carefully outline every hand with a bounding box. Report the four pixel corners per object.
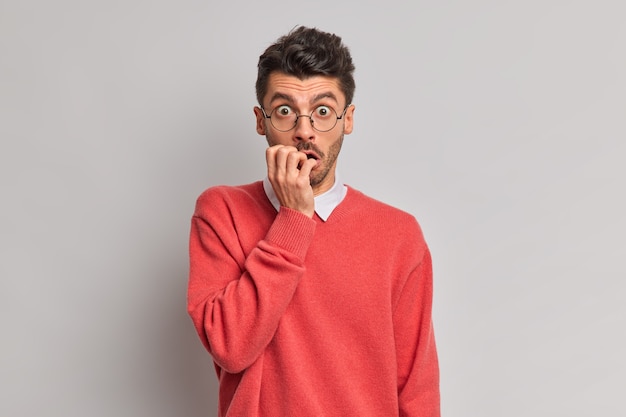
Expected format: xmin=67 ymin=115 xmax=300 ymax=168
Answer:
xmin=266 ymin=145 xmax=317 ymax=218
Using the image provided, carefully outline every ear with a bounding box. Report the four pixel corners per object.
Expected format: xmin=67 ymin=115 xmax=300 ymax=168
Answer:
xmin=343 ymin=104 xmax=355 ymax=135
xmin=254 ymin=106 xmax=266 ymax=135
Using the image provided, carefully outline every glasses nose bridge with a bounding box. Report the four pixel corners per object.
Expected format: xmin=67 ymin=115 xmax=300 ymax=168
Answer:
xmin=295 ymin=113 xmax=313 ymax=122
xmin=293 ymin=113 xmax=315 ymax=129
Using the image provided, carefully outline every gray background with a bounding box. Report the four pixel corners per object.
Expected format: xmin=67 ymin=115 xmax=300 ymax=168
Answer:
xmin=1 ymin=1 xmax=624 ymax=416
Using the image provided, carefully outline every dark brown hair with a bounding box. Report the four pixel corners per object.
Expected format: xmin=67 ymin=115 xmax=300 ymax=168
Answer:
xmin=255 ymin=26 xmax=356 ymax=107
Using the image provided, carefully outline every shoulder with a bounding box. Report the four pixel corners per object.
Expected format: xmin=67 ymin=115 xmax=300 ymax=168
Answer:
xmin=194 ymin=181 xmax=265 ymax=217
xmin=196 ymin=181 xmax=261 ymax=202
xmin=346 ymin=186 xmax=422 ymax=224
xmin=343 ymin=185 xmax=430 ymax=266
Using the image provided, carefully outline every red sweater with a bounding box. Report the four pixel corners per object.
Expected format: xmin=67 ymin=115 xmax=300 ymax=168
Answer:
xmin=188 ymin=181 xmax=440 ymax=417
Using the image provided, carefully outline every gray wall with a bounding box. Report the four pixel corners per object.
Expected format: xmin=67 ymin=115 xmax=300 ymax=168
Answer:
xmin=2 ymin=1 xmax=624 ymax=416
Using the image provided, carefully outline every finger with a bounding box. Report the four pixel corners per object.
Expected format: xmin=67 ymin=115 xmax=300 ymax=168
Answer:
xmin=297 ymin=157 xmax=318 ymax=178
xmin=267 ymin=145 xmax=293 ymax=178
xmin=274 ymin=147 xmax=297 ymax=177
xmin=286 ymin=151 xmax=307 ymax=173
xmin=265 ymin=145 xmax=283 ymax=175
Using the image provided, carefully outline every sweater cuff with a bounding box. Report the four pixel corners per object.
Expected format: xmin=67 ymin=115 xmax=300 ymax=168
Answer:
xmin=265 ymin=207 xmax=316 ymax=260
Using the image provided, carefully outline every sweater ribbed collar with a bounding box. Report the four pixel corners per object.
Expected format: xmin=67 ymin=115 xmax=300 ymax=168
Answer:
xmin=262 ymin=175 xmax=347 ymax=221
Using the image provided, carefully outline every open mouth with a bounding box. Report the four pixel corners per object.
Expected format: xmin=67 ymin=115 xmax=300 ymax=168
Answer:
xmin=297 ymin=151 xmax=320 ymax=170
xmin=303 ymin=151 xmax=320 ymax=161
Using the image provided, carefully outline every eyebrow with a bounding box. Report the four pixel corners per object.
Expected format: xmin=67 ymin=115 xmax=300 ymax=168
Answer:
xmin=311 ymin=92 xmax=339 ymax=104
xmin=268 ymin=91 xmax=340 ymax=107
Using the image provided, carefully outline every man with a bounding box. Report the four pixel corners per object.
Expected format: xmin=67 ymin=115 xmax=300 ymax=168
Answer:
xmin=188 ymin=26 xmax=440 ymax=417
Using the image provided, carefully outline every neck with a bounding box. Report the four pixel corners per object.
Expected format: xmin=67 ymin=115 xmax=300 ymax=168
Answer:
xmin=312 ymin=173 xmax=336 ymax=196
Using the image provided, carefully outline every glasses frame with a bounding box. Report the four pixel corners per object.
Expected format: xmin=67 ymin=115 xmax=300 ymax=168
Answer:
xmin=260 ymin=105 xmax=350 ymax=133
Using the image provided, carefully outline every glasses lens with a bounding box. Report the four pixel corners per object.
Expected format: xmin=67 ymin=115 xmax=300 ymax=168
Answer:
xmin=270 ymin=106 xmax=297 ymax=131
xmin=310 ymin=106 xmax=338 ymax=132
xmin=268 ymin=105 xmax=341 ymax=132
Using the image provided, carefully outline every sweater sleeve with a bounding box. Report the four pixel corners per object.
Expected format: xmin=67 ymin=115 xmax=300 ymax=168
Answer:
xmin=394 ymin=247 xmax=441 ymax=417
xmin=187 ymin=193 xmax=316 ymax=374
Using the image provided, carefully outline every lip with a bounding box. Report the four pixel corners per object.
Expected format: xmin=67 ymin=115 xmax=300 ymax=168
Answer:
xmin=303 ymin=151 xmax=321 ymax=169
xmin=302 ymin=150 xmax=321 ymax=161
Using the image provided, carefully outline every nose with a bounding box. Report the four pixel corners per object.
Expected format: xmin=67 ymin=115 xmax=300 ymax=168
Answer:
xmin=292 ymin=115 xmax=315 ymax=142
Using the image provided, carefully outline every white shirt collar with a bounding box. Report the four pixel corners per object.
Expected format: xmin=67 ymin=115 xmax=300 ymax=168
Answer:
xmin=263 ymin=174 xmax=347 ymax=221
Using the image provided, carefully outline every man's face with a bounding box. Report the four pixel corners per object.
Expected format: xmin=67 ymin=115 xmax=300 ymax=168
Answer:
xmin=254 ymin=72 xmax=355 ymax=195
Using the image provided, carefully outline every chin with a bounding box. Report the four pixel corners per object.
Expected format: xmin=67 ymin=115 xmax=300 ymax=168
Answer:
xmin=309 ymin=171 xmax=328 ymax=188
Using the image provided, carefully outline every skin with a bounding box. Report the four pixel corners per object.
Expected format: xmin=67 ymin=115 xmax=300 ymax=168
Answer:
xmin=254 ymin=72 xmax=355 ymax=218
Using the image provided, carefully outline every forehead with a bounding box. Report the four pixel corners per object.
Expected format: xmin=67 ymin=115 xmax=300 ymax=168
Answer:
xmin=264 ymin=72 xmax=345 ymax=106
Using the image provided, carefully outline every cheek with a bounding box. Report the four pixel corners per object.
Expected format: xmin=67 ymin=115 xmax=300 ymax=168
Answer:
xmin=264 ymin=131 xmax=275 ymax=146
xmin=265 ymin=131 xmax=289 ymax=147
xmin=326 ymin=136 xmax=344 ymax=159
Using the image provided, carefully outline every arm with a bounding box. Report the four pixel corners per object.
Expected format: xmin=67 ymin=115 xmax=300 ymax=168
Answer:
xmin=188 ymin=198 xmax=316 ymax=374
xmin=188 ymin=144 xmax=317 ymax=374
xmin=394 ymin=248 xmax=441 ymax=417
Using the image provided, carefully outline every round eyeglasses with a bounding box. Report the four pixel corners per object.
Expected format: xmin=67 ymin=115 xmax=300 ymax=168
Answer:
xmin=261 ymin=104 xmax=349 ymax=132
